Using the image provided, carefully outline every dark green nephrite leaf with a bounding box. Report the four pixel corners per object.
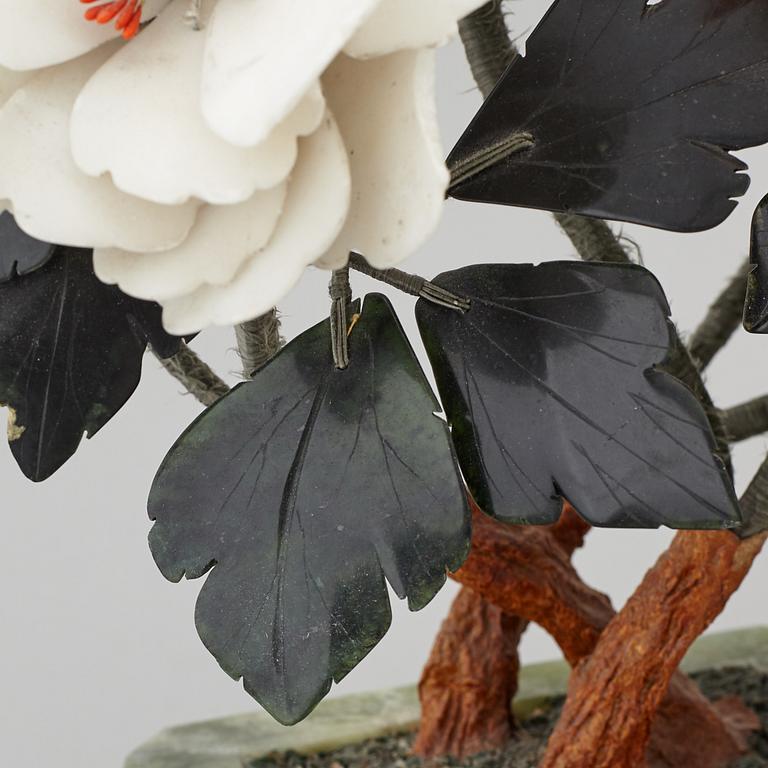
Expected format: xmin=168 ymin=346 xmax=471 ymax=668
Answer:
xmin=448 ymin=0 xmax=768 ymax=232
xmin=0 ymin=211 xmax=55 ymax=281
xmin=416 ymin=263 xmax=740 ymax=529
xmin=744 ymin=193 xmax=768 ymax=333
xmin=148 ymin=294 xmax=469 ymax=726
xmin=0 ymin=248 xmax=182 ymax=481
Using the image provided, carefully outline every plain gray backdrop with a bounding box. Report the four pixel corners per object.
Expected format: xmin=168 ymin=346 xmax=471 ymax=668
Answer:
xmin=2 ymin=4 xmax=768 ymax=765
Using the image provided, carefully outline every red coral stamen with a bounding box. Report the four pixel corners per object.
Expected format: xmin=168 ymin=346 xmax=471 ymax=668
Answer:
xmin=80 ymin=0 xmax=144 ymax=40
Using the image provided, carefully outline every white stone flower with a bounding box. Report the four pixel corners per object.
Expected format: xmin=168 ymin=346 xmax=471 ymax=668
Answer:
xmin=0 ymin=0 xmax=484 ymax=333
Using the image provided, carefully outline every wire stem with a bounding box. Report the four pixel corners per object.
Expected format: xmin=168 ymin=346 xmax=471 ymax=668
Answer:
xmin=739 ymin=453 xmax=768 ymax=537
xmin=348 ymin=253 xmax=471 ymax=312
xmin=154 ymin=341 xmax=230 ymax=407
xmin=330 ymin=267 xmax=353 ymax=369
xmin=720 ymin=395 xmax=768 ymax=444
xmin=459 ymin=0 xmax=517 ymax=97
xmin=236 ymin=310 xmax=283 ymax=378
xmin=688 ymin=260 xmax=750 ymax=371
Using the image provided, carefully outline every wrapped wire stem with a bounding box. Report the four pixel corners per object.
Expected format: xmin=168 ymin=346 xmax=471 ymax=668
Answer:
xmin=329 ymin=267 xmax=353 ymax=369
xmin=347 ymin=253 xmax=470 ymax=312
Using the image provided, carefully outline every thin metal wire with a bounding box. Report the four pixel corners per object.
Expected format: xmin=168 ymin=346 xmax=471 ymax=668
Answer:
xmin=348 ymin=253 xmax=471 ymax=312
xmin=329 ymin=267 xmax=353 ymax=369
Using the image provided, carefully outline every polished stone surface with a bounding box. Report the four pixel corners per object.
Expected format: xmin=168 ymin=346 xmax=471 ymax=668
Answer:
xmin=126 ymin=627 xmax=768 ymax=768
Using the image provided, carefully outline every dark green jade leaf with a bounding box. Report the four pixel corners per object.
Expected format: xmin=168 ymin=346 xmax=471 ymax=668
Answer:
xmin=448 ymin=0 xmax=768 ymax=232
xmin=744 ymin=193 xmax=768 ymax=333
xmin=0 ymin=247 xmax=182 ymax=481
xmin=416 ymin=263 xmax=740 ymax=529
xmin=0 ymin=211 xmax=55 ymax=281
xmin=148 ymin=294 xmax=469 ymax=726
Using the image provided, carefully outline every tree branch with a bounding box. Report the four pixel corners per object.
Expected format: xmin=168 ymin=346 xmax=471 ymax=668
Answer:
xmin=720 ymin=395 xmax=768 ymax=445
xmin=235 ymin=310 xmax=283 ymax=378
xmin=738 ymin=453 xmax=768 ymax=537
xmin=688 ymin=260 xmax=750 ymax=371
xmin=453 ymin=505 xmax=613 ymax=663
xmin=458 ymin=0 xmax=516 ymax=99
xmin=554 ymin=214 xmax=633 ymax=265
xmin=153 ymin=342 xmax=230 ymax=407
xmin=453 ymin=502 xmax=754 ymax=767
xmin=414 ymin=504 xmax=592 ymax=759
xmin=536 ymin=437 xmax=768 ymax=767
xmin=540 ymin=523 xmax=766 ymax=768
xmin=413 ymin=588 xmax=525 ymax=758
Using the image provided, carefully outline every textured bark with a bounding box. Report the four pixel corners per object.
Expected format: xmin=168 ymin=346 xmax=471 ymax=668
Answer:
xmin=721 ymin=394 xmax=768 ymax=444
xmin=454 ymin=505 xmax=613 ymax=665
xmin=540 ymin=530 xmax=767 ymax=768
xmin=688 ymin=259 xmax=750 ymax=371
xmin=450 ymin=504 xmax=757 ymax=766
xmin=235 ymin=309 xmax=282 ymax=378
xmin=154 ymin=342 xmax=230 ymax=407
xmin=413 ymin=589 xmax=526 ymax=757
xmin=414 ymin=504 xmax=590 ymax=758
xmin=648 ymin=676 xmax=760 ymax=768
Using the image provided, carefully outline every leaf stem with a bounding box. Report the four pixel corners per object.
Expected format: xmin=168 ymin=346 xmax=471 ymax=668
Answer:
xmin=329 ymin=267 xmax=353 ymax=369
xmin=449 ymin=133 xmax=535 ymax=192
xmin=347 ymin=253 xmax=471 ymax=312
xmin=154 ymin=341 xmax=230 ymax=407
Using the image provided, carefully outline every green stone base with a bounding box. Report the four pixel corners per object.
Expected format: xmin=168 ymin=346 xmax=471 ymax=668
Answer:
xmin=126 ymin=627 xmax=768 ymax=768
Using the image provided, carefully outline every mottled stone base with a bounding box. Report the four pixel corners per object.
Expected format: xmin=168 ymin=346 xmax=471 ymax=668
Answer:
xmin=126 ymin=627 xmax=768 ymax=768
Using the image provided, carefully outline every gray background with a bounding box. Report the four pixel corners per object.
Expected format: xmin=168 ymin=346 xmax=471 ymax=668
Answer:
xmin=2 ymin=4 xmax=768 ymax=765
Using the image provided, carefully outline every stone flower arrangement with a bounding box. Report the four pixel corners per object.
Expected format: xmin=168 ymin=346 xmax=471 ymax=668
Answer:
xmin=2 ymin=1 xmax=768 ymax=766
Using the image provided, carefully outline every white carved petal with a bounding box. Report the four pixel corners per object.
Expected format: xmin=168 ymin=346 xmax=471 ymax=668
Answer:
xmin=0 ymin=45 xmax=197 ymax=251
xmin=344 ymin=0 xmax=487 ymax=58
xmin=318 ymin=51 xmax=448 ymax=270
xmin=94 ymin=182 xmax=287 ymax=302
xmin=201 ymin=0 xmax=379 ymax=147
xmin=162 ymin=113 xmax=351 ymax=334
xmin=72 ymin=0 xmax=324 ymax=206
xmin=0 ymin=0 xmax=171 ymax=71
xmin=0 ymin=66 xmax=34 ymax=107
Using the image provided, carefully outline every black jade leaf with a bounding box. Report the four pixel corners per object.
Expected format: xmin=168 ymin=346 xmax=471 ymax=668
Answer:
xmin=0 ymin=212 xmax=55 ymax=281
xmin=0 ymin=246 xmax=182 ymax=481
xmin=416 ymin=263 xmax=740 ymax=529
xmin=448 ymin=0 xmax=768 ymax=232
xmin=744 ymin=193 xmax=768 ymax=333
xmin=148 ymin=294 xmax=469 ymax=725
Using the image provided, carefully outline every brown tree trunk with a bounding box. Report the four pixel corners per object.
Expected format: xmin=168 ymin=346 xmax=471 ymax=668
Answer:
xmin=453 ymin=505 xmax=614 ymax=665
xmin=444 ymin=503 xmax=757 ymax=766
xmin=413 ymin=588 xmax=526 ymax=757
xmin=414 ymin=504 xmax=589 ymax=757
xmin=540 ymin=529 xmax=766 ymax=768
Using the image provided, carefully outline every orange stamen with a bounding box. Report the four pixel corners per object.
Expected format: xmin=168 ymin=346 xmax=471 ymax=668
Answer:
xmin=81 ymin=0 xmax=144 ymax=40
xmin=122 ymin=8 xmax=143 ymax=39
xmin=115 ymin=0 xmax=137 ymax=29
xmin=97 ymin=0 xmax=128 ymax=23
